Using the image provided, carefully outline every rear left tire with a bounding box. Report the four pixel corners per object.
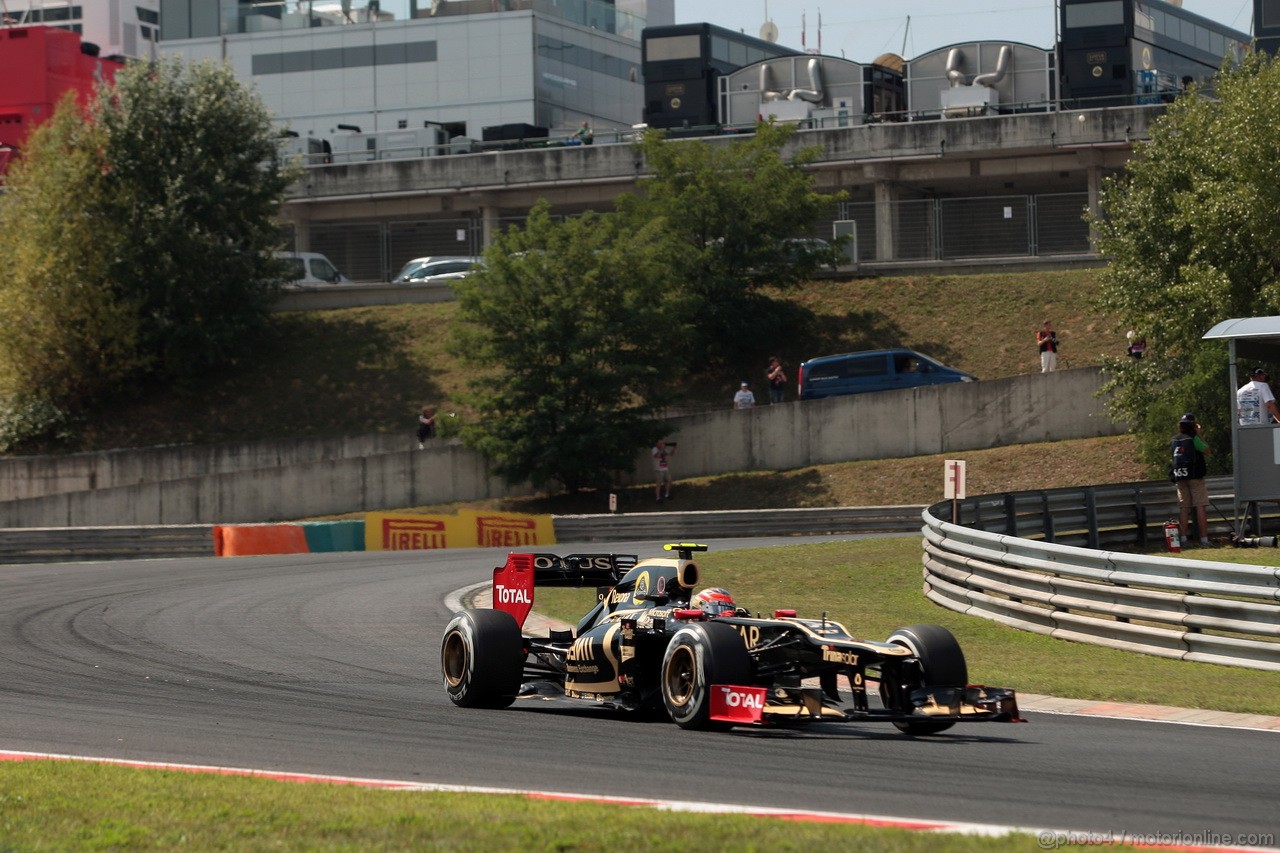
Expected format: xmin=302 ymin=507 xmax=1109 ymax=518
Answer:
xmin=441 ymin=609 xmax=524 ymax=709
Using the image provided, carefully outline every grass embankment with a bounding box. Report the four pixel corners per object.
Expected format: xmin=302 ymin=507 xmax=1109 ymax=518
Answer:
xmin=66 ymin=268 xmax=1116 ymax=452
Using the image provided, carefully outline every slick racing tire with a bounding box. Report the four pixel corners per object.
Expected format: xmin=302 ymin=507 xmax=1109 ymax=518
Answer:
xmin=441 ymin=609 xmax=524 ymax=709
xmin=884 ymin=624 xmax=968 ymax=735
xmin=661 ymin=622 xmax=752 ymax=730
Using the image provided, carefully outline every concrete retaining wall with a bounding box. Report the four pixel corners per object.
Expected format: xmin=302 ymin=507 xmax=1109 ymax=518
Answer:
xmin=0 ymin=432 xmax=413 ymax=502
xmin=0 ymin=442 xmax=531 ymax=528
xmin=0 ymin=368 xmax=1123 ymax=527
xmin=275 ymin=281 xmax=457 ymax=312
xmin=651 ymin=367 xmax=1119 ymax=481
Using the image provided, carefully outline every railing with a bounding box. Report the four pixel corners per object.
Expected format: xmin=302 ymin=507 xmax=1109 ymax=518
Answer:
xmin=552 ymin=505 xmax=925 ymax=542
xmin=232 ymin=0 xmax=641 ymax=37
xmin=0 ymin=525 xmax=214 ymax=564
xmin=923 ymin=479 xmax=1280 ymax=672
xmin=951 ymin=476 xmax=1237 ymax=548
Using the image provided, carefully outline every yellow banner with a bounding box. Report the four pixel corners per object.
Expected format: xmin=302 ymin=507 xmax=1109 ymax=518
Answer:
xmin=363 ymin=510 xmax=555 ymax=550
xmin=365 ymin=512 xmax=471 ymax=551
xmin=457 ymin=509 xmax=557 ymax=548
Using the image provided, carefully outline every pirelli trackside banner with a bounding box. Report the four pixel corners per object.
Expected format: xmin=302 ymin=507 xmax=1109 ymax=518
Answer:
xmin=364 ymin=510 xmax=555 ymax=551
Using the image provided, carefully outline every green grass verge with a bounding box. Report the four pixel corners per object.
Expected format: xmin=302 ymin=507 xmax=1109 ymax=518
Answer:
xmin=0 ymin=760 xmax=1132 ymax=851
xmin=534 ymin=538 xmax=1280 ymax=716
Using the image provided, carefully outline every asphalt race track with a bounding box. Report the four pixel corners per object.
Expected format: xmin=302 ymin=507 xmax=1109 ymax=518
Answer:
xmin=2 ymin=537 xmax=1277 ymax=839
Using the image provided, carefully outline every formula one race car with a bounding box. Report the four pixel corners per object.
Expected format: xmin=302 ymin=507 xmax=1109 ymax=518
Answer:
xmin=440 ymin=544 xmax=1023 ymax=732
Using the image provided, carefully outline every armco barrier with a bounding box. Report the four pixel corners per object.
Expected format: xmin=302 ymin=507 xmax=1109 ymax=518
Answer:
xmin=551 ymin=505 xmax=925 ymax=542
xmin=0 ymin=525 xmax=214 ymax=563
xmin=923 ymin=480 xmax=1280 ymax=672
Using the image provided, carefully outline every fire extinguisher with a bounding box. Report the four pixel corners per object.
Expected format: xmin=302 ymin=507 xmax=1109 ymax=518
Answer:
xmin=1163 ymin=520 xmax=1181 ymax=553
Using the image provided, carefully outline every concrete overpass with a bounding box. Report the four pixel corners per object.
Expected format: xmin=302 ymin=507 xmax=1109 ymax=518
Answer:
xmin=283 ymin=105 xmax=1161 ymax=275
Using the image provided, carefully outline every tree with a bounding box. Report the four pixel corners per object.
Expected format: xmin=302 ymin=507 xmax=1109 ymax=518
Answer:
xmin=618 ymin=122 xmax=845 ymax=369
xmin=0 ymin=99 xmax=144 ymax=447
xmin=0 ymin=59 xmax=293 ymax=449
xmin=1091 ymin=51 xmax=1280 ymax=472
xmin=451 ymin=202 xmax=682 ymax=492
xmin=92 ymin=58 xmax=294 ymax=378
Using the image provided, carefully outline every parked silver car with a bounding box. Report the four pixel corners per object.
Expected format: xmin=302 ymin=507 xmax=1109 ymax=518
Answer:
xmin=394 ymin=256 xmax=464 ymax=282
xmin=396 ymin=256 xmax=481 ymax=284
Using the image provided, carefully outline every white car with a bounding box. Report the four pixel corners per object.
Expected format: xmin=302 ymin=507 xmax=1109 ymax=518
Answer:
xmin=276 ymin=252 xmax=351 ymax=285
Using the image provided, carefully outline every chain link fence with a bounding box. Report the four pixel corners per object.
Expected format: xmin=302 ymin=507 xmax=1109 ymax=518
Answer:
xmin=838 ymin=192 xmax=1091 ymax=262
xmin=290 ymin=191 xmax=1093 ymax=279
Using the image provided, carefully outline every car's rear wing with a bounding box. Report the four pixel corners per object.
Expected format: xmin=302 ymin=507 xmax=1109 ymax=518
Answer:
xmin=529 ymin=553 xmax=638 ymax=587
xmin=492 ymin=552 xmax=638 ymax=629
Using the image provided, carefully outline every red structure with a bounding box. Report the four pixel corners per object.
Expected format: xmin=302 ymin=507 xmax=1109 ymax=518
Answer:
xmin=0 ymin=25 xmax=124 ymax=174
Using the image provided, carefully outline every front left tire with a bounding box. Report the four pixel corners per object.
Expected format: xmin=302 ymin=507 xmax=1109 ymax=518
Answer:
xmin=660 ymin=621 xmax=752 ymax=730
xmin=883 ymin=623 xmax=968 ymax=735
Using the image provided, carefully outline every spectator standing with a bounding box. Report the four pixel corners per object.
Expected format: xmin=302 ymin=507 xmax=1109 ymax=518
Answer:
xmin=1171 ymin=413 xmax=1212 ymax=547
xmin=733 ymin=381 xmax=756 ymax=410
xmin=1126 ymin=329 xmax=1146 ymax=360
xmin=652 ymin=439 xmax=675 ymax=502
xmin=766 ymin=356 xmax=787 ymax=404
xmin=1036 ymin=320 xmax=1059 ymax=372
xmin=416 ymin=405 xmax=437 ymax=448
xmin=576 ymin=120 xmax=593 ymax=145
xmin=1237 ymin=367 xmax=1280 ymax=425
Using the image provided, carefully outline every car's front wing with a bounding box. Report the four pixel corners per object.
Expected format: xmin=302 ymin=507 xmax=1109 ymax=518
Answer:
xmin=710 ymin=684 xmax=1024 ymax=726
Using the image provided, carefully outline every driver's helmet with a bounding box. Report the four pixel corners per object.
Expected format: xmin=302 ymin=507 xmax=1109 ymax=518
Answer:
xmin=692 ymin=587 xmax=736 ymax=618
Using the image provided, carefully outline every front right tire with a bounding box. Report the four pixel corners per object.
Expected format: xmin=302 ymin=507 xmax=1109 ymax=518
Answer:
xmin=440 ymin=609 xmax=524 ymax=709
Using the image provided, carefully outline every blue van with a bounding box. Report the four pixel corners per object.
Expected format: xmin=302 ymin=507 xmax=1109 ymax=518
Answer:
xmin=798 ymin=349 xmax=976 ymax=400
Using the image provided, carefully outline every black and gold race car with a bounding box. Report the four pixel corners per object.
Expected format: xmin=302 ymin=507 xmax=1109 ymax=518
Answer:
xmin=440 ymin=544 xmax=1023 ymax=732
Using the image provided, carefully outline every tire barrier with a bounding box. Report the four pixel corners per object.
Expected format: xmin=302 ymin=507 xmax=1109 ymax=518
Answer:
xmin=212 ymin=520 xmax=367 ymax=557
xmin=213 ymin=524 xmax=310 ymax=557
xmin=922 ymin=481 xmax=1280 ymax=672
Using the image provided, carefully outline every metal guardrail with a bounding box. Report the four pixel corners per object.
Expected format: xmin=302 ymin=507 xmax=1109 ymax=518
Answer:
xmin=552 ymin=505 xmax=925 ymax=543
xmin=923 ymin=479 xmax=1280 ymax=672
xmin=0 ymin=525 xmax=214 ymax=564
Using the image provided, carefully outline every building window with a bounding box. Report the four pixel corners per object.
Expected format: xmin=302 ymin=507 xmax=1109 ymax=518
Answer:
xmin=1064 ymin=1 xmax=1123 ymax=28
